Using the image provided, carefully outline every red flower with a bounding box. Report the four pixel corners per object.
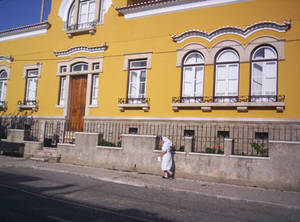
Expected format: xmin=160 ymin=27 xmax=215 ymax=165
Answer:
xmin=212 ymin=146 xmax=215 ymax=150
xmin=217 ymin=145 xmax=220 ymax=149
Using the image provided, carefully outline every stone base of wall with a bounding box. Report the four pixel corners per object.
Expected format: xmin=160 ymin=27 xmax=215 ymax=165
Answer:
xmin=56 ymin=132 xmax=300 ymax=192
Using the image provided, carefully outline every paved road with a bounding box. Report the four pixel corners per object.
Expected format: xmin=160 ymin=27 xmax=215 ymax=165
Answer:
xmin=0 ymin=165 xmax=299 ymax=222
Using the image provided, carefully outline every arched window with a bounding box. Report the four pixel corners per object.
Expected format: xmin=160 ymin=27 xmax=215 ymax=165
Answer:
xmin=251 ymin=46 xmax=277 ymax=102
xmin=0 ymin=70 xmax=7 ymax=104
xmin=214 ymin=49 xmax=239 ymax=102
xmin=71 ymin=62 xmax=88 ymax=72
xmin=181 ymin=52 xmax=204 ymax=102
xmin=67 ymin=0 xmax=96 ymax=29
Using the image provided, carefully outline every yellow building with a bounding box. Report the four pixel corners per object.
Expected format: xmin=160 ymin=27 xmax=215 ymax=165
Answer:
xmin=0 ymin=0 xmax=299 ymax=153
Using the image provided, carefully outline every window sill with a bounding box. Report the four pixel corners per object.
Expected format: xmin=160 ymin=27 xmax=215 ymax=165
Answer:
xmin=17 ymin=104 xmax=38 ymax=112
xmin=88 ymin=104 xmax=98 ymax=108
xmin=118 ymin=103 xmax=150 ymax=112
xmin=171 ymin=102 xmax=285 ymax=112
xmin=66 ymin=26 xmax=96 ymax=38
xmin=56 ymin=105 xmax=64 ymax=109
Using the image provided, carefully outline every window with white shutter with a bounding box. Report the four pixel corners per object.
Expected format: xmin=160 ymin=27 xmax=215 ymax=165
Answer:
xmin=0 ymin=70 xmax=8 ymax=105
xmin=181 ymin=52 xmax=204 ymax=103
xmin=91 ymin=74 xmax=99 ymax=105
xmin=214 ymin=49 xmax=239 ymax=102
xmin=251 ymin=46 xmax=277 ymax=102
xmin=25 ymin=69 xmax=39 ymax=105
xmin=128 ymin=60 xmax=147 ymax=104
xmin=58 ymin=76 xmax=66 ymax=106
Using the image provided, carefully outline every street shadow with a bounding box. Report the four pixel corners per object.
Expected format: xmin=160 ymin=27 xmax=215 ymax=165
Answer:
xmin=0 ymin=169 xmax=179 ymax=222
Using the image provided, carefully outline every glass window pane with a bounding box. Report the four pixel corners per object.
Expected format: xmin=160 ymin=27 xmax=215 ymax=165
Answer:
xmin=217 ymin=49 xmax=239 ymax=63
xmin=27 ymin=69 xmax=38 ymax=77
xmin=253 ymin=46 xmax=277 ymax=60
xmin=130 ymin=60 xmax=147 ymax=69
xmin=0 ymin=71 xmax=7 ymax=79
xmin=184 ymin=52 xmax=204 ymax=65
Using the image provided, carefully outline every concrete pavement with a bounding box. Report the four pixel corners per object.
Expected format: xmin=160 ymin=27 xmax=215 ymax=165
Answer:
xmin=0 ymin=155 xmax=299 ymax=210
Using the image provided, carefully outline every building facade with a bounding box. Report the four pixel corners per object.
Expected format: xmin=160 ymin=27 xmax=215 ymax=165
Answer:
xmin=0 ymin=0 xmax=300 ymax=154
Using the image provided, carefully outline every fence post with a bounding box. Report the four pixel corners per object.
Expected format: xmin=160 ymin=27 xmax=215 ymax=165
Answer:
xmin=224 ymin=138 xmax=233 ymax=157
xmin=184 ymin=136 xmax=193 ymax=153
xmin=39 ymin=120 xmax=46 ymax=143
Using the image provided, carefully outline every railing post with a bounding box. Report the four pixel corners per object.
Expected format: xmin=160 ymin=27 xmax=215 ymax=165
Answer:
xmin=224 ymin=138 xmax=233 ymax=157
xmin=184 ymin=136 xmax=193 ymax=153
xmin=39 ymin=120 xmax=46 ymax=143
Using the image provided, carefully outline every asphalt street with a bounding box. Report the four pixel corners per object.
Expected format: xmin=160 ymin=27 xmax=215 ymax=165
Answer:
xmin=0 ymin=159 xmax=299 ymax=222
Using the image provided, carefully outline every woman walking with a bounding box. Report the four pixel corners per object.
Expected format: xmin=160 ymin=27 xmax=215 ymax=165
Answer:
xmin=159 ymin=137 xmax=174 ymax=179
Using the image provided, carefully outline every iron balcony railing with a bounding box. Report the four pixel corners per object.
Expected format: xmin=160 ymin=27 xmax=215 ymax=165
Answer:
xmin=118 ymin=97 xmax=150 ymax=104
xmin=65 ymin=21 xmax=97 ymax=31
xmin=172 ymin=95 xmax=285 ymax=103
xmin=17 ymin=100 xmax=38 ymax=106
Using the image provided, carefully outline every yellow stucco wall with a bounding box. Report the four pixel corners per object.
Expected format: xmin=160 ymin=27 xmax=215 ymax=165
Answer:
xmin=0 ymin=0 xmax=299 ymax=119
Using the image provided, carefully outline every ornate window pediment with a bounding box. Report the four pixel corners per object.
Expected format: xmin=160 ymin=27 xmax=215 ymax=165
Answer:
xmin=59 ymin=0 xmax=112 ymax=37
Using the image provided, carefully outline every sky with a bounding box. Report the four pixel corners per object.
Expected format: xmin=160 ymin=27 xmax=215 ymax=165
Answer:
xmin=0 ymin=0 xmax=52 ymax=31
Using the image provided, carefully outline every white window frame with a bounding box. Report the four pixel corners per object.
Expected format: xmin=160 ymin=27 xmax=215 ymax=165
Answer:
xmin=90 ymin=74 xmax=99 ymax=105
xmin=25 ymin=69 xmax=39 ymax=105
xmin=214 ymin=49 xmax=239 ymax=102
xmin=58 ymin=76 xmax=66 ymax=106
xmin=0 ymin=70 xmax=8 ymax=106
xmin=127 ymin=60 xmax=147 ymax=104
xmin=251 ymin=46 xmax=278 ymax=102
xmin=181 ymin=52 xmax=205 ymax=103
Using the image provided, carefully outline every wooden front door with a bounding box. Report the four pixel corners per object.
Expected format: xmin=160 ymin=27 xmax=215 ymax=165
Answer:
xmin=69 ymin=75 xmax=87 ymax=132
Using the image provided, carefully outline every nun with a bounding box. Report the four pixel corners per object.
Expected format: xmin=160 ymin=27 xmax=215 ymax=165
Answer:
xmin=159 ymin=137 xmax=174 ymax=179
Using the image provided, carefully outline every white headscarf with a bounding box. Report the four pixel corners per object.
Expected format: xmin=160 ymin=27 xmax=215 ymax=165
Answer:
xmin=162 ymin=137 xmax=172 ymax=147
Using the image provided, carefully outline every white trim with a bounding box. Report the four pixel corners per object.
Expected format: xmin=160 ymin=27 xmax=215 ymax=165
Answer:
xmin=172 ymin=21 xmax=290 ymax=43
xmin=0 ymin=56 xmax=13 ymax=63
xmin=59 ymin=0 xmax=112 ymax=22
xmin=229 ymin=155 xmax=270 ymax=160
xmin=96 ymin=146 xmax=123 ymax=150
xmin=54 ymin=44 xmax=107 ymax=57
xmin=84 ymin=116 xmax=300 ymax=123
xmin=0 ymin=29 xmax=47 ymax=43
xmin=121 ymin=0 xmax=248 ymax=20
xmin=121 ymin=134 xmax=157 ymax=138
xmin=269 ymin=140 xmax=300 ymax=144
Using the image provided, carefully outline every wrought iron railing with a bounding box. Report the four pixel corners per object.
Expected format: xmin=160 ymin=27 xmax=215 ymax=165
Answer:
xmin=65 ymin=21 xmax=97 ymax=31
xmin=0 ymin=101 xmax=7 ymax=111
xmin=172 ymin=95 xmax=285 ymax=103
xmin=17 ymin=100 xmax=38 ymax=106
xmin=118 ymin=97 xmax=150 ymax=104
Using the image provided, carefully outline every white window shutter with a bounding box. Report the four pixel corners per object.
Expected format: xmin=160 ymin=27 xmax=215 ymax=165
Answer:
xmin=195 ymin=66 xmax=204 ymax=97
xmin=252 ymin=62 xmax=263 ymax=96
xmin=183 ymin=67 xmax=194 ymax=97
xmin=263 ymin=61 xmax=277 ymax=95
xmin=228 ymin=64 xmax=238 ymax=96
xmin=215 ymin=65 xmax=227 ymax=96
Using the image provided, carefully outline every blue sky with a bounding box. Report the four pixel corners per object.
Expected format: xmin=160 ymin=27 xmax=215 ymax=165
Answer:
xmin=0 ymin=0 xmax=52 ymax=31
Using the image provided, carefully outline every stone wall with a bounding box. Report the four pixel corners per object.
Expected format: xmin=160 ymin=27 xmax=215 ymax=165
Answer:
xmin=57 ymin=133 xmax=300 ymax=191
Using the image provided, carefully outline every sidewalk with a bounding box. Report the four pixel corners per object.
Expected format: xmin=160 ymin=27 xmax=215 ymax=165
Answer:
xmin=1 ymin=155 xmax=300 ymax=210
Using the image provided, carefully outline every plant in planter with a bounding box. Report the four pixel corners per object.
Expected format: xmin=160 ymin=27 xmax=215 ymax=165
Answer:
xmin=251 ymin=142 xmax=267 ymax=156
xmin=179 ymin=145 xmax=185 ymax=152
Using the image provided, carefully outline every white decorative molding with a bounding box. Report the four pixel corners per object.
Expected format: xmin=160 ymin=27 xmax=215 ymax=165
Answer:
xmin=59 ymin=0 xmax=112 ymax=23
xmin=0 ymin=65 xmax=11 ymax=79
xmin=84 ymin=116 xmax=300 ymax=123
xmin=171 ymin=102 xmax=285 ymax=112
xmin=0 ymin=22 xmax=50 ymax=42
xmin=123 ymin=52 xmax=152 ymax=70
xmin=23 ymin=63 xmax=42 ymax=79
xmin=118 ymin=103 xmax=150 ymax=112
xmin=0 ymin=56 xmax=13 ymax=63
xmin=116 ymin=0 xmax=248 ymax=20
xmin=54 ymin=44 xmax=108 ymax=57
xmin=172 ymin=21 xmax=291 ymax=43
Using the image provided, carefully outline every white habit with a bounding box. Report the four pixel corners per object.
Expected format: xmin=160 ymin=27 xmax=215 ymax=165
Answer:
xmin=161 ymin=137 xmax=172 ymax=171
